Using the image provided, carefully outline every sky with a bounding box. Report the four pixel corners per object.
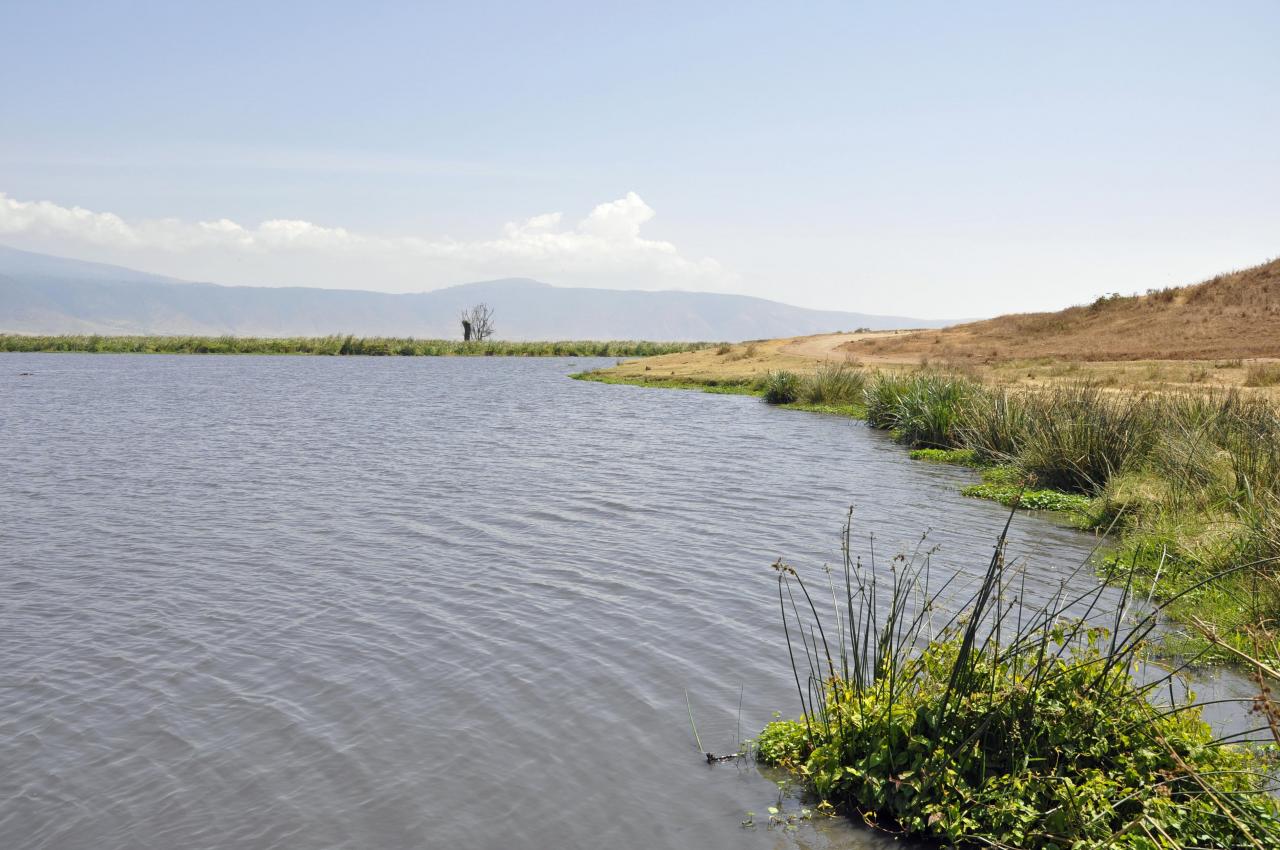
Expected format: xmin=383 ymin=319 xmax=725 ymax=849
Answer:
xmin=1 ymin=1 xmax=1277 ymax=319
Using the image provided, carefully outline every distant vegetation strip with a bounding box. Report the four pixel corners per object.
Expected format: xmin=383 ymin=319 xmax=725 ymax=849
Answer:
xmin=0 ymin=334 xmax=711 ymax=358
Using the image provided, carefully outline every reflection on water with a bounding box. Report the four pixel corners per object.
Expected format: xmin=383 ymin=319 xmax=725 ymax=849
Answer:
xmin=0 ymin=354 xmax=1254 ymax=849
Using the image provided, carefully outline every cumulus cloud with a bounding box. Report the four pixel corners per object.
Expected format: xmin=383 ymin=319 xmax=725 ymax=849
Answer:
xmin=0 ymin=190 xmax=728 ymax=292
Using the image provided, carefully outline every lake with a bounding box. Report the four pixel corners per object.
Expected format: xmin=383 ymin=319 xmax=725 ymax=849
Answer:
xmin=0 ymin=355 xmax=1248 ymax=849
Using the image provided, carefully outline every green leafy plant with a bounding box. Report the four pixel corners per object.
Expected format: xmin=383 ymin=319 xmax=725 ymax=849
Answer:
xmin=757 ymin=511 xmax=1280 ymax=848
xmin=907 ymin=448 xmax=980 ymax=466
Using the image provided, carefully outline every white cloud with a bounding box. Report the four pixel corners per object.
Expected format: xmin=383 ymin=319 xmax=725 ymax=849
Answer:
xmin=0 ymin=190 xmax=729 ymax=292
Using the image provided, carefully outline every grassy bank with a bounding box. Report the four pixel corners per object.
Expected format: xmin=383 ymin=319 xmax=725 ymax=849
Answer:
xmin=588 ymin=331 xmax=1280 ymax=399
xmin=853 ymin=372 xmax=1280 ymax=664
xmin=572 ymin=361 xmax=868 ymax=417
xmin=0 ymin=334 xmax=712 ymax=358
xmin=572 ymin=369 xmax=762 ymax=395
xmin=755 ymin=514 xmax=1280 ymax=848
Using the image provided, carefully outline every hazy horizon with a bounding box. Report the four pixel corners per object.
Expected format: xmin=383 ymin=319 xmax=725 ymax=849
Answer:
xmin=0 ymin=242 xmax=962 ymax=338
xmin=2 ymin=2 xmax=1277 ymax=319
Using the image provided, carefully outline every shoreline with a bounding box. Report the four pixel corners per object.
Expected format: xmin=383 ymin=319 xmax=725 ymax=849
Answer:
xmin=575 ymin=361 xmax=1280 ymax=669
xmin=574 ymin=368 xmax=1088 ymax=517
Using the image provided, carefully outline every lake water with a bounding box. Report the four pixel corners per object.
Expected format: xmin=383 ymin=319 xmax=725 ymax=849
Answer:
xmin=0 ymin=355 xmax=1251 ymax=849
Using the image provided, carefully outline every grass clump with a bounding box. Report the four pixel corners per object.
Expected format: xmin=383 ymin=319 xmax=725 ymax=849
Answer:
xmin=759 ymin=363 xmax=868 ymax=409
xmin=800 ymin=362 xmax=867 ymax=406
xmin=0 ymin=334 xmax=712 ymax=358
xmin=957 ymin=390 xmax=1032 ymax=463
xmin=1013 ymin=386 xmax=1156 ymax=494
xmin=756 ymin=514 xmax=1280 ymax=849
xmin=863 ymin=371 xmax=976 ymax=448
xmin=762 ymin=370 xmax=804 ymax=404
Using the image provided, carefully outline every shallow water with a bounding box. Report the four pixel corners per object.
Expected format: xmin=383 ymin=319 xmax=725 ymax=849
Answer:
xmin=0 ymin=355 xmax=1251 ymax=849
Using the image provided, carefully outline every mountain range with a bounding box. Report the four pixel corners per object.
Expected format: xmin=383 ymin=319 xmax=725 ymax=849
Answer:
xmin=0 ymin=244 xmax=958 ymax=340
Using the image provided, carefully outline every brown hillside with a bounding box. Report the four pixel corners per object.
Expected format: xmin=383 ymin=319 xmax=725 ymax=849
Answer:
xmin=852 ymin=257 xmax=1280 ymax=362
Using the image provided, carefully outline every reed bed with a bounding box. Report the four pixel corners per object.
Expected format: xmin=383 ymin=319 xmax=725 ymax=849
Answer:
xmin=0 ymin=334 xmax=712 ymax=358
xmin=757 ymin=510 xmax=1280 ymax=848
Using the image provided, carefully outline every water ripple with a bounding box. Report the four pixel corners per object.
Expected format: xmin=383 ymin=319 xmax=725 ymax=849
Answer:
xmin=0 ymin=354 xmax=1228 ymax=850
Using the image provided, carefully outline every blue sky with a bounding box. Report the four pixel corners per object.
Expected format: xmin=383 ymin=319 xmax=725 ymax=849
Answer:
xmin=2 ymin=1 xmax=1277 ymax=318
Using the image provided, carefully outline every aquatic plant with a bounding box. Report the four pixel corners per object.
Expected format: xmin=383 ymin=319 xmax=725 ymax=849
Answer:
xmin=907 ymin=448 xmax=980 ymax=466
xmin=757 ymin=510 xmax=1280 ymax=848
xmin=961 ymin=481 xmax=1092 ymax=513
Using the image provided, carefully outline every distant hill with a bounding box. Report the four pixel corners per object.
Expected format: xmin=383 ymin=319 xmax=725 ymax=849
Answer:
xmin=853 ymin=257 xmax=1280 ymax=362
xmin=0 ymin=244 xmax=956 ymax=340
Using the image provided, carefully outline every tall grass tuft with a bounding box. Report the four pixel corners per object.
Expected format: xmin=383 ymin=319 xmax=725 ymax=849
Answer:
xmin=863 ymin=372 xmax=910 ymax=430
xmin=956 ymin=388 xmax=1031 ymax=463
xmin=862 ymin=372 xmax=975 ymax=448
xmin=799 ymin=362 xmax=867 ymax=406
xmin=759 ymin=364 xmax=868 ymax=408
xmin=762 ymin=370 xmax=803 ymax=404
xmin=1014 ymin=385 xmax=1157 ymax=494
xmin=757 ymin=511 xmax=1280 ymax=848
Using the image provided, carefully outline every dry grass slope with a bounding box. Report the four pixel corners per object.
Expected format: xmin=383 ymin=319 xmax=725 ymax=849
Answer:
xmin=853 ymin=257 xmax=1280 ymax=362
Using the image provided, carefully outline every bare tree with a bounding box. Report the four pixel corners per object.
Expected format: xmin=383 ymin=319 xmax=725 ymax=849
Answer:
xmin=460 ymin=303 xmax=495 ymax=341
